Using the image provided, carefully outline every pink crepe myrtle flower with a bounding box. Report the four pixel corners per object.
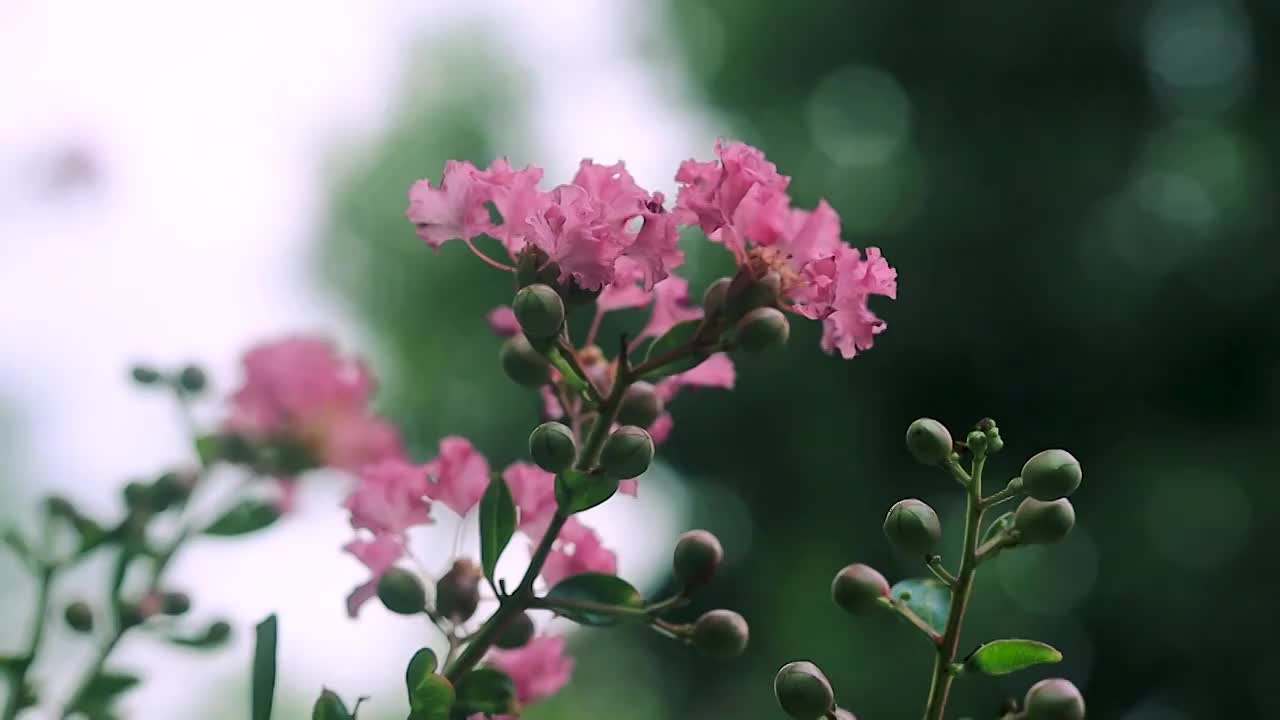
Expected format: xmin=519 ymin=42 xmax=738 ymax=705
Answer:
xmin=406 ymin=160 xmax=494 ymax=250
xmin=424 ymin=436 xmax=491 ymax=516
xmin=341 ymin=459 xmax=433 ymax=617
xmin=225 ymin=336 xmax=403 ymax=473
xmin=486 ymin=635 xmax=574 ymax=705
xmin=503 ymin=462 xmax=557 ymax=536
xmin=674 ymin=139 xmax=791 ymax=254
xmin=539 ymin=517 xmax=618 ymax=586
xmin=486 ymin=306 xmax=520 ymax=337
xmin=638 ymin=274 xmax=703 ymax=342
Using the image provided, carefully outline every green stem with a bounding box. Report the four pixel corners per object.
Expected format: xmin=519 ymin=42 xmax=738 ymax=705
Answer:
xmin=529 ymin=596 xmax=652 ymax=620
xmin=887 ymin=598 xmax=942 ymax=645
xmin=979 ymin=477 xmax=1023 ymax=511
xmin=923 ymin=455 xmax=985 ymax=720
xmin=2 ymin=564 xmax=56 ymax=720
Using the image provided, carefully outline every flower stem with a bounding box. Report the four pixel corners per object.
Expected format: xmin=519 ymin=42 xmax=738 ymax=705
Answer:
xmin=2 ymin=563 xmax=56 ymax=720
xmin=922 ymin=455 xmax=985 ymax=720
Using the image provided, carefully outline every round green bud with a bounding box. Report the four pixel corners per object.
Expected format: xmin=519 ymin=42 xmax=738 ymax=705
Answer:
xmin=600 ymin=425 xmax=654 ymax=480
xmin=672 ymin=530 xmax=724 ymax=592
xmin=1013 ymin=497 xmax=1075 ymax=544
xmin=905 ymin=419 xmax=953 ymax=465
xmin=161 ymin=591 xmax=192 ymax=616
xmin=436 ymin=559 xmax=482 ymax=623
xmin=966 ymin=430 xmax=988 ymax=453
xmin=987 ymin=435 xmax=1005 ymax=454
xmin=883 ymin=499 xmax=942 ymax=557
xmin=496 ymin=612 xmax=535 ymax=649
xmin=831 ymin=563 xmax=890 ymax=616
xmin=617 ymin=382 xmax=664 ymax=428
xmin=726 ymin=270 xmax=781 ymax=319
xmin=376 ymin=567 xmax=427 ymax=615
xmin=691 ymin=609 xmax=749 ymax=659
xmin=206 ymin=620 xmax=232 ymax=644
xmin=500 ymin=335 xmax=550 ymax=388
xmin=1023 ymin=678 xmax=1085 ymax=720
xmin=831 ymin=710 xmax=857 ymax=720
xmin=64 ymin=601 xmax=94 ymax=633
xmin=529 ymin=422 xmax=577 ymax=473
xmin=702 ymin=277 xmax=732 ymax=318
xmin=513 ymin=284 xmax=566 ymax=339
xmin=774 ymin=661 xmax=835 ymax=720
xmin=1021 ymin=449 xmax=1082 ymax=501
xmin=177 ymin=365 xmax=207 ymax=394
xmin=129 ymin=364 xmax=162 ymax=385
xmin=118 ymin=602 xmax=146 ymax=629
xmin=734 ymin=307 xmax=790 ymax=351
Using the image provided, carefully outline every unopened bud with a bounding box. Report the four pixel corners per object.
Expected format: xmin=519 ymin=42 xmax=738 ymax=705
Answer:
xmin=987 ymin=434 xmax=1005 ymax=454
xmin=905 ymin=419 xmax=953 ymax=465
xmin=966 ymin=430 xmax=988 ymax=454
xmin=377 ymin=567 xmax=427 ymax=615
xmin=672 ymin=530 xmax=723 ymax=592
xmin=774 ymin=661 xmax=835 ymax=720
xmin=177 ymin=365 xmax=207 ymax=394
xmin=883 ymin=499 xmax=942 ymax=557
xmin=129 ymin=365 xmax=162 ymax=385
xmin=500 ymin=335 xmax=550 ymax=388
xmin=1023 ymin=678 xmax=1085 ymax=720
xmin=513 ymin=284 xmax=566 ymax=339
xmin=64 ymin=601 xmax=94 ymax=633
xmin=726 ymin=270 xmax=781 ymax=319
xmin=1013 ymin=497 xmax=1075 ymax=544
xmin=831 ymin=563 xmax=890 ymax=616
xmin=161 ymin=591 xmax=191 ymax=616
xmin=600 ymin=425 xmax=654 ymax=480
xmin=702 ymin=277 xmax=732 ymax=318
xmin=529 ymin=422 xmax=577 ymax=473
xmin=436 ymin=559 xmax=483 ymax=623
xmin=734 ymin=307 xmax=790 ymax=351
xmin=617 ymin=382 xmax=664 ymax=428
xmin=691 ymin=609 xmax=749 ymax=659
xmin=1021 ymin=449 xmax=1082 ymax=501
xmin=496 ymin=612 xmax=535 ymax=649
xmin=118 ymin=602 xmax=147 ymax=629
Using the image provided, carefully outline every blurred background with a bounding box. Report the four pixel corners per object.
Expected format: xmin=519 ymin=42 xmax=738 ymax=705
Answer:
xmin=3 ymin=0 xmax=1278 ymax=717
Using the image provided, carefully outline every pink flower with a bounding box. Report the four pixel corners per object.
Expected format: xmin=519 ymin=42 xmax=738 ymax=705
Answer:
xmin=595 ymin=257 xmax=653 ymax=313
xmin=406 ymin=160 xmax=493 ymax=249
xmin=424 ymin=436 xmax=491 ymax=516
xmin=341 ymin=460 xmax=433 ymax=617
xmin=528 ymin=184 xmax=627 ymax=291
xmin=802 ymin=246 xmax=898 ymax=359
xmin=539 ymin=384 xmax=565 ymax=420
xmin=486 ymin=635 xmax=574 ymax=705
xmin=342 ymin=534 xmax=405 ymax=617
xmin=539 ymin=517 xmax=617 ymax=586
xmin=502 ymin=462 xmax=557 ymax=535
xmin=571 ymin=159 xmax=647 ymax=228
xmin=475 ymin=159 xmax=545 ymax=255
xmin=487 ymin=306 xmax=520 ymax=337
xmin=226 ymin=336 xmax=402 ymax=473
xmin=639 ymin=274 xmax=704 ymax=341
xmin=623 ymin=195 xmax=683 ymax=289
xmin=674 ymin=139 xmax=791 ymax=256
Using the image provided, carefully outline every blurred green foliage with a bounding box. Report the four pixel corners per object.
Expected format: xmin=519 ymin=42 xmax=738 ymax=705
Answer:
xmin=321 ymin=2 xmax=1280 ymax=717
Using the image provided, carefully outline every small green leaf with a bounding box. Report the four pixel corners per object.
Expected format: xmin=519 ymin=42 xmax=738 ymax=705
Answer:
xmin=545 ymin=573 xmax=645 ymax=626
xmin=554 ymin=469 xmax=619 ymax=514
xmin=479 ymin=475 xmax=516 ymax=582
xmin=890 ymin=578 xmax=951 ymax=635
xmin=167 ymin=620 xmax=232 ymax=650
xmin=453 ymin=668 xmax=518 ymax=717
xmin=1 ymin=528 xmax=33 ymax=565
xmin=547 ymin=346 xmax=590 ymax=395
xmin=642 ymin=320 xmax=710 ymax=380
xmin=195 ymin=433 xmax=226 ymax=467
xmin=405 ymin=648 xmax=454 ymax=720
xmin=312 ymin=688 xmax=352 ymax=720
xmin=205 ymin=500 xmax=280 ymax=537
xmin=252 ymin=615 xmax=278 ymax=720
xmin=69 ymin=670 xmax=141 ymax=716
xmin=982 ymin=512 xmax=1015 ymax=545
xmin=965 ymin=639 xmax=1062 ymax=676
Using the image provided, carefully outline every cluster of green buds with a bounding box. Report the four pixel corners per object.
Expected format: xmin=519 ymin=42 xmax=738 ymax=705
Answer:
xmin=774 ymin=417 xmax=1086 ymax=720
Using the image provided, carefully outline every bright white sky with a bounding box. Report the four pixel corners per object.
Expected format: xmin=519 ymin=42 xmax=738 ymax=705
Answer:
xmin=0 ymin=0 xmax=723 ymax=716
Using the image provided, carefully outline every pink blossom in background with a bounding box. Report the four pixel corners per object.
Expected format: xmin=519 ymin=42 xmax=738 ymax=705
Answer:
xmin=487 ymin=306 xmax=520 ymax=337
xmin=341 ymin=460 xmax=433 ymax=617
xmin=539 ymin=517 xmax=617 ymax=586
xmin=486 ymin=636 xmax=574 ymax=704
xmin=342 ymin=534 xmax=405 ymax=617
xmin=503 ymin=462 xmax=557 ymax=535
xmin=655 ymin=352 xmax=736 ymax=402
xmin=424 ymin=436 xmax=491 ymax=516
xmin=539 ymin=384 xmax=565 ymax=420
xmin=638 ymin=274 xmax=703 ymax=341
xmin=595 ymin=256 xmax=653 ymax=313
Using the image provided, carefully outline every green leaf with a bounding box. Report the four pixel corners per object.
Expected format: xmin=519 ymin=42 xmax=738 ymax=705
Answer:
xmin=69 ymin=670 xmax=141 ymax=716
xmin=890 ymin=577 xmax=951 ymax=635
xmin=547 ymin=346 xmax=590 ymax=395
xmin=545 ymin=572 xmax=645 ymax=626
xmin=167 ymin=620 xmax=232 ymax=650
xmin=554 ymin=469 xmax=619 ymax=514
xmin=195 ymin=433 xmax=227 ymax=467
xmin=405 ymin=648 xmax=454 ymax=720
xmin=965 ymin=639 xmax=1063 ymax=675
xmin=641 ymin=320 xmax=710 ymax=380
xmin=982 ymin=511 xmax=1015 ymax=545
xmin=452 ymin=668 xmax=518 ymax=717
xmin=479 ymin=474 xmax=516 ymax=582
xmin=1 ymin=528 xmax=33 ymax=565
xmin=205 ymin=500 xmax=280 ymax=537
xmin=252 ymin=615 xmax=278 ymax=720
xmin=311 ymin=689 xmax=353 ymax=720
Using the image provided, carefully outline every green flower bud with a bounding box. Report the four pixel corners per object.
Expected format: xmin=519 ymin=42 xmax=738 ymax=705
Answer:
xmin=206 ymin=620 xmax=232 ymax=644
xmin=883 ymin=499 xmax=942 ymax=557
xmin=515 ymin=247 xmax=559 ymax=289
xmin=600 ymin=425 xmax=654 ymax=480
xmin=691 ymin=609 xmax=749 ymax=659
xmin=161 ymin=591 xmax=192 ymax=616
xmin=672 ymin=530 xmax=723 ymax=592
xmin=177 ymin=365 xmax=207 ymax=394
xmin=905 ymin=418 xmax=953 ymax=465
xmin=500 ymin=335 xmax=550 ymax=388
xmin=129 ymin=364 xmax=162 ymax=385
xmin=966 ymin=430 xmax=988 ymax=454
xmin=987 ymin=434 xmax=1005 ymax=454
xmin=726 ymin=269 xmax=781 ymax=319
xmin=529 ymin=422 xmax=577 ymax=473
xmin=376 ymin=567 xmax=427 ymax=615
xmin=1021 ymin=449 xmax=1082 ymax=501
xmin=496 ymin=612 xmax=535 ymax=649
xmin=513 ymin=284 xmax=566 ymax=339
xmin=617 ymin=382 xmax=664 ymax=428
xmin=734 ymin=307 xmax=790 ymax=351
xmin=1023 ymin=678 xmax=1085 ymax=720
xmin=1013 ymin=497 xmax=1075 ymax=544
xmin=123 ymin=481 xmax=150 ymax=512
xmin=64 ymin=601 xmax=94 ymax=633
xmin=436 ymin=559 xmax=482 ymax=623
xmin=774 ymin=661 xmax=835 ymax=720
xmin=702 ymin=277 xmax=732 ymax=318
xmin=831 ymin=563 xmax=890 ymax=616
xmin=118 ymin=602 xmax=146 ymax=629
